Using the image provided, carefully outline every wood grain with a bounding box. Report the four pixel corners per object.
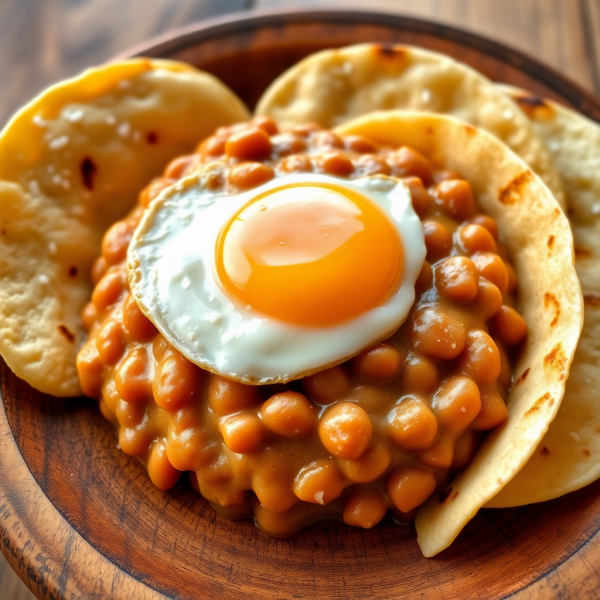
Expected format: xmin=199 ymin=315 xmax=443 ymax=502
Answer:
xmin=1 ymin=4 xmax=599 ymax=600
xmin=0 ymin=0 xmax=248 ymax=128
xmin=254 ymin=0 xmax=599 ymax=94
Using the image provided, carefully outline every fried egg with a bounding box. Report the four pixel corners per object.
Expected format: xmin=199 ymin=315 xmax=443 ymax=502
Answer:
xmin=128 ymin=172 xmax=425 ymax=384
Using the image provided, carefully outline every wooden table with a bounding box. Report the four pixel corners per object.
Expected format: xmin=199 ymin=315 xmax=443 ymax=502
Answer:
xmin=0 ymin=1 xmax=598 ymax=598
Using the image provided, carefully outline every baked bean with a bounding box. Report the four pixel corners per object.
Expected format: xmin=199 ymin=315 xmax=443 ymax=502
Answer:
xmin=115 ymin=347 xmax=153 ymax=403
xmin=260 ymin=391 xmax=317 ymax=438
xmin=387 ymin=395 xmax=438 ymax=451
xmin=164 ymin=155 xmax=195 ymax=178
xmin=458 ymin=223 xmax=497 ymax=254
xmin=148 ymin=440 xmax=181 ymax=490
xmin=253 ymin=472 xmax=297 ymax=513
xmin=431 ymin=376 xmax=481 ymax=433
xmin=228 ymin=162 xmax=274 ymax=190
xmin=415 ymin=260 xmax=434 ymax=294
xmin=81 ymin=302 xmax=97 ymax=332
xmin=343 ymin=489 xmax=388 ymax=529
xmin=453 ymin=430 xmax=479 ymax=469
xmin=317 ymin=151 xmax=354 ymax=176
xmin=338 ymin=442 xmax=392 ymax=483
xmin=404 ymin=176 xmax=432 ymax=217
xmin=91 ymin=256 xmax=107 ymax=285
xmin=457 ymin=330 xmax=501 ymax=386
xmin=278 ymin=154 xmax=313 ymax=173
xmin=76 ymin=343 xmax=103 ymax=397
xmin=293 ymin=459 xmax=345 ymax=504
xmin=491 ymin=305 xmax=528 ymax=345
xmin=225 ymin=127 xmax=272 ymax=161
xmin=271 ymin=133 xmax=307 ymax=157
xmin=496 ymin=340 xmax=512 ymax=391
xmin=199 ymin=135 xmax=227 ymax=158
xmin=422 ymin=220 xmax=453 ymax=259
xmin=208 ymin=375 xmax=260 ymax=416
xmin=472 ymin=279 xmax=503 ymax=320
xmin=220 ymin=412 xmax=265 ymax=454
xmin=435 ymin=256 xmax=479 ymax=303
xmin=92 ymin=270 xmax=123 ymax=312
xmin=418 ymin=432 xmax=455 ymax=469
xmin=253 ymin=116 xmax=279 ymax=136
xmin=401 ymin=354 xmax=441 ymax=395
xmin=410 ymin=306 xmax=467 ymax=360
xmin=292 ymin=123 xmax=321 ymax=137
xmin=119 ymin=425 xmax=154 ymax=457
xmin=102 ymin=220 xmax=135 ymax=265
xmin=312 ymin=131 xmax=344 ymax=149
xmin=166 ymin=427 xmax=205 ymax=471
xmin=96 ymin=320 xmax=125 ymax=365
xmin=152 ymin=335 xmax=173 ymax=362
xmin=353 ymin=154 xmax=391 ymax=176
xmin=319 ymin=402 xmax=373 ymax=459
xmin=344 ymin=135 xmax=377 ymax=154
xmin=470 ymin=385 xmax=508 ymax=430
xmin=139 ymin=178 xmax=174 ymax=208
xmin=122 ymin=294 xmax=157 ymax=342
xmin=433 ymin=180 xmax=474 ymax=220
xmin=302 ymin=365 xmax=350 ymax=404
xmin=351 ymin=343 xmax=403 ymax=380
xmin=433 ymin=170 xmax=461 ymax=183
xmin=153 ymin=353 xmax=203 ymax=411
xmin=469 ymin=214 xmax=499 ymax=239
xmin=472 ymin=252 xmax=509 ymax=294
xmin=387 ymin=466 xmax=436 ymax=512
xmin=391 ymin=147 xmax=433 ymax=185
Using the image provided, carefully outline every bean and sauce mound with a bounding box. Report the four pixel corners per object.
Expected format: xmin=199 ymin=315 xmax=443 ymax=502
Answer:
xmin=77 ymin=117 xmax=527 ymax=534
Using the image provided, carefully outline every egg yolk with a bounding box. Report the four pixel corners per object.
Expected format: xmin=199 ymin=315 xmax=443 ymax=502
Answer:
xmin=215 ymin=182 xmax=403 ymax=326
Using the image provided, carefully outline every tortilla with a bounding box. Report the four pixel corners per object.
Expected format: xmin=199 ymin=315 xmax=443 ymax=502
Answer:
xmin=335 ymin=111 xmax=582 ymax=557
xmin=0 ymin=59 xmax=249 ymax=397
xmin=255 ymin=43 xmax=565 ymax=208
xmin=486 ymin=88 xmax=600 ymax=507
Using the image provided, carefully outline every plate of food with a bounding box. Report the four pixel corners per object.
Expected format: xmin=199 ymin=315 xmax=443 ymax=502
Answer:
xmin=1 ymin=9 xmax=599 ymax=600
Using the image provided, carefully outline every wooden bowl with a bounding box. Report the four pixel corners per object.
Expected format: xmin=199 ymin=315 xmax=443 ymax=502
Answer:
xmin=2 ymin=9 xmax=600 ymax=600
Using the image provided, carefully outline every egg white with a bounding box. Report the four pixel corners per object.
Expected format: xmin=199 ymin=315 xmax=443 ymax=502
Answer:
xmin=128 ymin=171 xmax=426 ymax=384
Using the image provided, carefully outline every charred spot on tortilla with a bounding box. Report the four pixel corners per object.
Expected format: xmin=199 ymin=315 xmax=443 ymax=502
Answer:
xmin=57 ymin=324 xmax=75 ymax=343
xmin=541 ymin=446 xmax=550 ymax=456
xmin=512 ymin=93 xmax=555 ymax=121
xmin=68 ymin=266 xmax=78 ymax=277
xmin=498 ymin=170 xmax=534 ymax=205
xmin=547 ymin=235 xmax=555 ymax=252
xmin=439 ymin=487 xmax=453 ymax=503
xmin=544 ymin=292 xmax=560 ymax=327
xmin=544 ymin=342 xmax=567 ymax=373
xmin=583 ymin=449 xmax=591 ymax=458
xmin=374 ymin=44 xmax=406 ymax=62
xmin=146 ymin=131 xmax=158 ymax=144
xmin=80 ymin=157 xmax=97 ymax=191
xmin=515 ymin=367 xmax=531 ymax=386
xmin=524 ymin=392 xmax=551 ymax=417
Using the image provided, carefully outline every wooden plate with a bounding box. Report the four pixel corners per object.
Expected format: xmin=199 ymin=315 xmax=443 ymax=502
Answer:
xmin=2 ymin=9 xmax=600 ymax=600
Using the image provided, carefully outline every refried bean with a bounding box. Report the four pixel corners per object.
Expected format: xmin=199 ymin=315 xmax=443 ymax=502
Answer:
xmin=76 ymin=116 xmax=527 ymax=534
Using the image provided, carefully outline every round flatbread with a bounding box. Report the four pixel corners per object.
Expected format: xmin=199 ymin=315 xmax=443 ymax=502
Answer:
xmin=334 ymin=111 xmax=582 ymax=557
xmin=0 ymin=59 xmax=249 ymax=396
xmin=487 ymin=88 xmax=600 ymax=507
xmin=256 ymin=43 xmax=565 ymax=208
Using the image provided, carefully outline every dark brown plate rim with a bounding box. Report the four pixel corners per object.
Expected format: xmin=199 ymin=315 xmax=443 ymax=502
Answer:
xmin=120 ymin=7 xmax=600 ymax=121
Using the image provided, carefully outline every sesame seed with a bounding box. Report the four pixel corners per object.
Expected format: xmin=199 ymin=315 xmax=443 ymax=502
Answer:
xmin=117 ymin=122 xmax=131 ymax=138
xmin=569 ymin=431 xmax=581 ymax=443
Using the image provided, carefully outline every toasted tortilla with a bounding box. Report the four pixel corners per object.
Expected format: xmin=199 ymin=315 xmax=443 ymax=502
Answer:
xmin=255 ymin=43 xmax=565 ymax=208
xmin=335 ymin=111 xmax=582 ymax=557
xmin=0 ymin=59 xmax=249 ymax=396
xmin=486 ymin=88 xmax=600 ymax=507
